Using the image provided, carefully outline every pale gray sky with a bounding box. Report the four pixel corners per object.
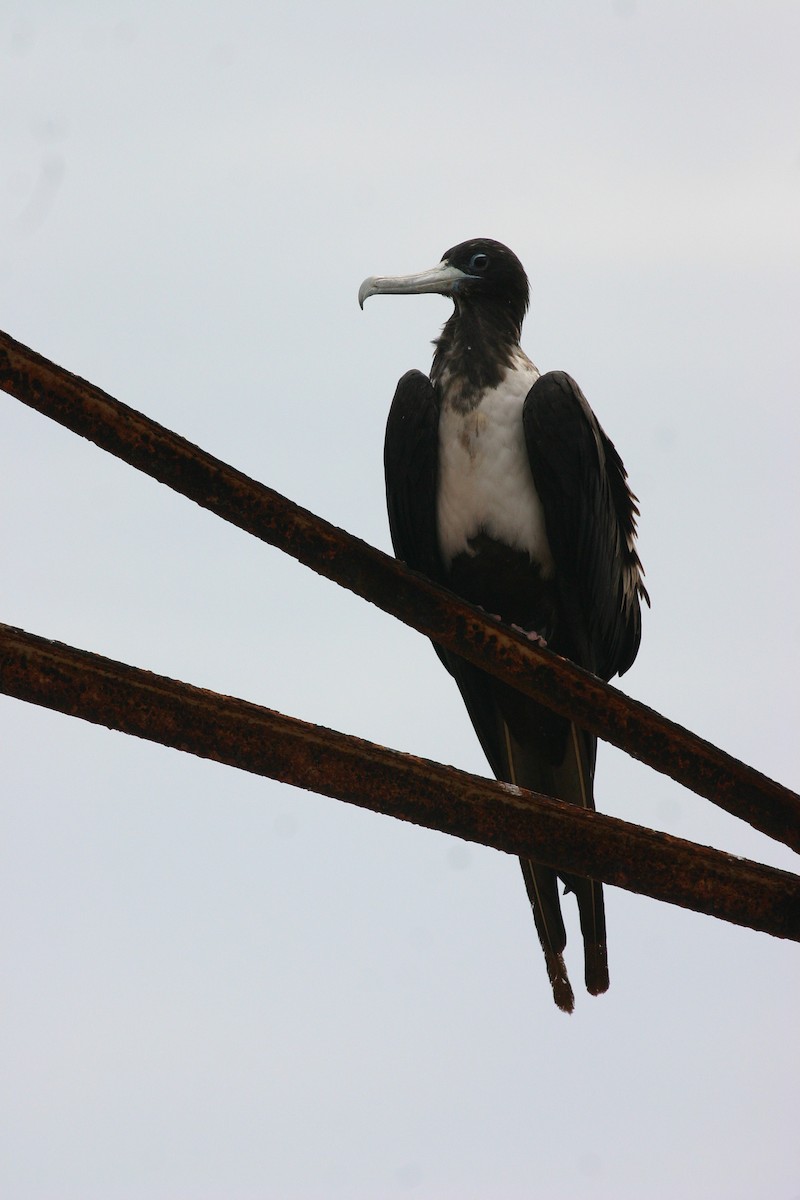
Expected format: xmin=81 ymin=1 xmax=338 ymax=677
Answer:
xmin=2 ymin=2 xmax=799 ymax=1198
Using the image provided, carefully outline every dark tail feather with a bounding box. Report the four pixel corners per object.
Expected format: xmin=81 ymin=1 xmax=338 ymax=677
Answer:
xmin=570 ymin=874 xmax=609 ymax=996
xmin=569 ymin=725 xmax=608 ymax=995
xmin=503 ymin=721 xmax=577 ymax=1013
xmin=558 ymin=724 xmax=609 ymax=996
xmin=519 ymin=857 xmax=574 ymax=1013
xmin=440 ymin=655 xmax=607 ymax=1009
xmin=506 ymin=718 xmax=609 ymax=1009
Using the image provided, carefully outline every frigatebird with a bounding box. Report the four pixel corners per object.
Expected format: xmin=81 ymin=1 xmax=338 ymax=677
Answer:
xmin=359 ymin=238 xmax=648 ymax=1012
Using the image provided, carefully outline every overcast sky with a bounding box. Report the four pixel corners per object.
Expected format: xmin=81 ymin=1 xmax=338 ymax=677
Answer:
xmin=2 ymin=2 xmax=799 ymax=1198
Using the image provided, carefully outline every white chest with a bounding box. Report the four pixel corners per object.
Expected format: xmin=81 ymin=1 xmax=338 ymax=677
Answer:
xmin=436 ymin=357 xmax=554 ymax=574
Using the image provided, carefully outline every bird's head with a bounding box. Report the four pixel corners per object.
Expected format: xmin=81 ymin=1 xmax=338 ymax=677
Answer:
xmin=359 ymin=238 xmax=530 ymax=334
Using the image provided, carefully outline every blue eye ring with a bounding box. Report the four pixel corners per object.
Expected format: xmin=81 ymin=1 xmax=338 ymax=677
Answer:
xmin=468 ymin=252 xmax=489 ymax=272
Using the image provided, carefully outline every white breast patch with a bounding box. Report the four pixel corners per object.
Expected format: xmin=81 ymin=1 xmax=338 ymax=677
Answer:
xmin=436 ymin=354 xmax=554 ymax=575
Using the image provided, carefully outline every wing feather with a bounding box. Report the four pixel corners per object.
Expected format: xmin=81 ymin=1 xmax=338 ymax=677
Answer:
xmin=522 ymin=371 xmax=648 ymax=680
xmin=383 ymin=369 xmax=443 ymax=582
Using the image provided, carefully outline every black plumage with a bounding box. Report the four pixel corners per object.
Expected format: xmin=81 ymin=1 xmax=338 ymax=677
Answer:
xmin=361 ymin=238 xmax=648 ymax=1011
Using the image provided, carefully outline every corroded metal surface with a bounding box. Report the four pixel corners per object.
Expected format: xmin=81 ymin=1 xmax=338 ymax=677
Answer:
xmin=1 ymin=622 xmax=798 ymax=941
xmin=1 ymin=326 xmax=799 ymax=852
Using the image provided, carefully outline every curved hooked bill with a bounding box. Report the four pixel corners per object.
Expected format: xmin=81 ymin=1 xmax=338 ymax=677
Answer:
xmin=358 ymin=261 xmax=475 ymax=309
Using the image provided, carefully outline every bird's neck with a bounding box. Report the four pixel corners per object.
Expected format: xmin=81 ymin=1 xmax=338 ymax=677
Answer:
xmin=431 ymin=304 xmax=523 ymax=413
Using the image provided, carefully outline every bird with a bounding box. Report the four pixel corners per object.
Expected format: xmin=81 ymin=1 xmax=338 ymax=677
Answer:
xmin=359 ymin=238 xmax=648 ymax=1012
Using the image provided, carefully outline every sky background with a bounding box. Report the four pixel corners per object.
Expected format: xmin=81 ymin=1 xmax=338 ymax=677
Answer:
xmin=2 ymin=2 xmax=799 ymax=1197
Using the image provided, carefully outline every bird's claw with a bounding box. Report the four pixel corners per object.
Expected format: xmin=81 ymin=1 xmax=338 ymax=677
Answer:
xmin=476 ymin=607 xmax=547 ymax=647
xmin=510 ymin=624 xmax=548 ymax=648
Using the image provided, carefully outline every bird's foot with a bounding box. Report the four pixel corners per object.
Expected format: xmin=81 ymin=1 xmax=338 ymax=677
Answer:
xmin=476 ymin=608 xmax=547 ymax=647
xmin=510 ymin=624 xmax=548 ymax=648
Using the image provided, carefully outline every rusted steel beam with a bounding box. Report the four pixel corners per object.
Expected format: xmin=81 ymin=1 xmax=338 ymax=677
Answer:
xmin=1 ymin=622 xmax=798 ymax=942
xmin=1 ymin=327 xmax=799 ymax=852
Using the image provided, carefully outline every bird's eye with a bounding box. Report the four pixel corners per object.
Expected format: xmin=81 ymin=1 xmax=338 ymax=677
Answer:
xmin=468 ymin=252 xmax=489 ymax=272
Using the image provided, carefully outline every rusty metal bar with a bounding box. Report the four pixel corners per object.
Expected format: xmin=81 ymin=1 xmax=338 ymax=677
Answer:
xmin=1 ymin=621 xmax=798 ymax=941
xmin=1 ymin=327 xmax=799 ymax=852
